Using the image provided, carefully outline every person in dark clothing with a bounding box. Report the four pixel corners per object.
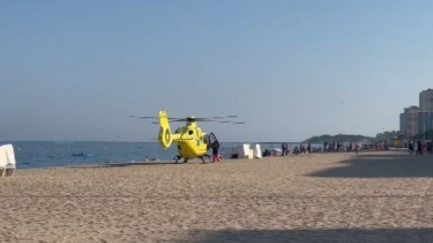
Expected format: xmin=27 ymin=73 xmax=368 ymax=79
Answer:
xmin=281 ymin=143 xmax=286 ymax=156
xmin=416 ymin=140 xmax=423 ymax=155
xmin=427 ymin=142 xmax=432 ymax=155
xmin=307 ymin=142 xmax=311 ymax=153
xmin=212 ymin=146 xmax=220 ymax=162
xmin=408 ymin=141 xmax=414 ymax=155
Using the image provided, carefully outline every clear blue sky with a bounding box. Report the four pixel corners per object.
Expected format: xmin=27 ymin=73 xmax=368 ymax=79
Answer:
xmin=1 ymin=0 xmax=433 ymax=142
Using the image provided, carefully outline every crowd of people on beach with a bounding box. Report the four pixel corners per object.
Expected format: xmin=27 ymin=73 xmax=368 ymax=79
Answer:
xmin=261 ymin=140 xmax=395 ymax=157
xmin=406 ymin=140 xmax=432 ymax=155
xmin=322 ymin=141 xmax=390 ymax=152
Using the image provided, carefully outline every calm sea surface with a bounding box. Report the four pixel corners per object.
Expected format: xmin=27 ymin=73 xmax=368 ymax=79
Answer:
xmin=0 ymin=141 xmax=316 ymax=169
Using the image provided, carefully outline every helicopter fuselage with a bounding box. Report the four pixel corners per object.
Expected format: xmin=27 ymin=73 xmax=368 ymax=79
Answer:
xmin=157 ymin=111 xmax=210 ymax=161
xmin=173 ymin=122 xmax=209 ymax=159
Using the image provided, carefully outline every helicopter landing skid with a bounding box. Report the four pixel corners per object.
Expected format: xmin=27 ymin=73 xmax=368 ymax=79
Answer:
xmin=203 ymin=154 xmax=211 ymax=163
xmin=174 ymin=156 xmax=190 ymax=164
xmin=174 ymin=156 xmax=185 ymax=164
xmin=174 ymin=155 xmax=211 ymax=164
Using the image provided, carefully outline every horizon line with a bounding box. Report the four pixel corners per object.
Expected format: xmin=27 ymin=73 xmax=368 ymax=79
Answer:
xmin=0 ymin=140 xmax=306 ymax=144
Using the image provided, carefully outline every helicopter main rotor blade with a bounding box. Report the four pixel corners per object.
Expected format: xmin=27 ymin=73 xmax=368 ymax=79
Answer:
xmin=170 ymin=118 xmax=217 ymax=122
xmin=131 ymin=115 xmax=239 ymax=120
xmin=212 ymin=116 xmax=239 ymax=119
xmin=150 ymin=120 xmax=245 ymax=124
xmin=150 ymin=119 xmax=215 ymax=123
xmin=130 ymin=116 xmax=181 ymax=120
xmin=130 ymin=116 xmax=157 ymax=119
xmin=218 ymin=121 xmax=246 ymax=124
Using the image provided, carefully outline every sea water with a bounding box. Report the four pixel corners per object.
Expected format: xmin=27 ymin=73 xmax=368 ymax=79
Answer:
xmin=0 ymin=141 xmax=315 ymax=169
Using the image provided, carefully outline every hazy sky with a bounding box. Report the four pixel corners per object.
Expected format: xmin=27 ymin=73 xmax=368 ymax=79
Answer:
xmin=1 ymin=0 xmax=433 ymax=142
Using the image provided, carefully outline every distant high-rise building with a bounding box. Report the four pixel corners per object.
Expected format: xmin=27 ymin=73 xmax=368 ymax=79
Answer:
xmin=418 ymin=89 xmax=433 ymax=135
xmin=419 ymin=88 xmax=433 ymax=111
xmin=419 ymin=111 xmax=433 ymax=135
xmin=400 ymin=112 xmax=406 ymax=135
xmin=400 ymin=106 xmax=419 ymax=139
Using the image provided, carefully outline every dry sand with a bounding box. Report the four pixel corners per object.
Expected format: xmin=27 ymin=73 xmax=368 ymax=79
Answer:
xmin=1 ymin=150 xmax=433 ymax=243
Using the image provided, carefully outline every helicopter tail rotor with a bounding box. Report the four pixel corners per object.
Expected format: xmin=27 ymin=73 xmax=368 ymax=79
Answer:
xmin=158 ymin=110 xmax=173 ymax=149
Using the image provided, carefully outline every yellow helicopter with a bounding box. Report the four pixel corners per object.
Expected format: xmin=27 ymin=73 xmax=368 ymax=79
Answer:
xmin=131 ymin=110 xmax=246 ymax=163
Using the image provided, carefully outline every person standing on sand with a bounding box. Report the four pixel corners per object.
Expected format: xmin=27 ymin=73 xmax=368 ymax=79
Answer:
xmin=212 ymin=146 xmax=220 ymax=162
xmin=285 ymin=144 xmax=290 ymax=155
xmin=416 ymin=140 xmax=423 ymax=155
xmin=408 ymin=141 xmax=414 ymax=155
xmin=281 ymin=143 xmax=286 ymax=156
xmin=427 ymin=142 xmax=432 ymax=155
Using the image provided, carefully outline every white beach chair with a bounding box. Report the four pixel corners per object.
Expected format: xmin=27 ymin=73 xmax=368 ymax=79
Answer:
xmin=253 ymin=144 xmax=262 ymax=159
xmin=3 ymin=144 xmax=16 ymax=176
xmin=0 ymin=146 xmax=7 ymax=177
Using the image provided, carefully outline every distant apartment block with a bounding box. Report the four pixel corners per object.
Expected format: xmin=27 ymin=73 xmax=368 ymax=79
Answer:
xmin=418 ymin=111 xmax=433 ymax=135
xmin=420 ymin=88 xmax=433 ymax=112
xmin=400 ymin=106 xmax=419 ymax=138
xmin=399 ymin=112 xmax=406 ymax=136
xmin=417 ymin=89 xmax=433 ymax=135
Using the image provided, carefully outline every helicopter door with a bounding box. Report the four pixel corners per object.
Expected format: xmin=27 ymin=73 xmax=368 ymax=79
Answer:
xmin=208 ymin=132 xmax=220 ymax=149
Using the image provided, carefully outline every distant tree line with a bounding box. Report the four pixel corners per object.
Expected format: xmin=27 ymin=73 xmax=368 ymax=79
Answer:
xmin=303 ymin=134 xmax=374 ymax=143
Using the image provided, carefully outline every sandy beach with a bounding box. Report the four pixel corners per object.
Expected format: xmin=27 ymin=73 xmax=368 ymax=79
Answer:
xmin=1 ymin=150 xmax=433 ymax=242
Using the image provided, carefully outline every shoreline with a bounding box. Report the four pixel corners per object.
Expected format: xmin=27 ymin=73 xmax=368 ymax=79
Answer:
xmin=15 ymin=148 xmax=406 ymax=171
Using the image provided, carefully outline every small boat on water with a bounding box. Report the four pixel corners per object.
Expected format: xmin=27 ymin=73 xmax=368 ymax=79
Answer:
xmin=71 ymin=153 xmax=94 ymax=157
